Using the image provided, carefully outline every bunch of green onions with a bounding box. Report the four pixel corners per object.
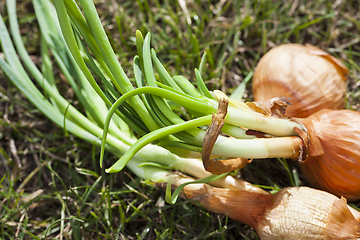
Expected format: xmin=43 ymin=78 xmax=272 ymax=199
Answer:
xmin=1 ymin=0 xmax=304 ymax=202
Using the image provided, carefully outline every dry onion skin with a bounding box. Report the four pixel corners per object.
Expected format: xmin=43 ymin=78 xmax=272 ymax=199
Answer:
xmin=295 ymin=109 xmax=360 ymax=201
xmin=180 ymin=185 xmax=360 ymax=239
xmin=252 ymin=43 xmax=348 ymax=118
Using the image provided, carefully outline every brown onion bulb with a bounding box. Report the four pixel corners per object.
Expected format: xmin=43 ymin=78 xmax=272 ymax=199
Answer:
xmin=180 ymin=184 xmax=360 ymax=239
xmin=252 ymin=44 xmax=348 ymax=118
xmin=295 ymin=109 xmax=360 ymax=201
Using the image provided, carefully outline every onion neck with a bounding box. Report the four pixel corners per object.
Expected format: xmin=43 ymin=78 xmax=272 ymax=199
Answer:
xmin=225 ymin=105 xmax=303 ymax=137
xmin=179 ymin=183 xmax=272 ymax=229
xmin=193 ymin=130 xmax=303 ymax=159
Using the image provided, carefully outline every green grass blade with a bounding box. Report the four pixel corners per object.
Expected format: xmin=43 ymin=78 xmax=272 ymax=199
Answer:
xmin=229 ymin=71 xmax=253 ymax=101
xmin=165 ymin=173 xmax=228 ymax=204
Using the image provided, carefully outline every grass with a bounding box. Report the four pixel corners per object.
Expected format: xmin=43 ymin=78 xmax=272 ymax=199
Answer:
xmin=1 ymin=0 xmax=360 ymax=239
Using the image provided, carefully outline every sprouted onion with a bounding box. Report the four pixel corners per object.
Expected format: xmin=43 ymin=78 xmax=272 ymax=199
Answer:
xmin=295 ymin=109 xmax=360 ymax=201
xmin=170 ymin=179 xmax=360 ymax=240
xmin=1 ymin=0 xmax=360 ymax=238
xmin=250 ymin=43 xmax=360 ymax=200
xmin=252 ymin=43 xmax=348 ymax=118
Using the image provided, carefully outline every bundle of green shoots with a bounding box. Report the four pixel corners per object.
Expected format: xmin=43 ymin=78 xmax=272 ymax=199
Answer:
xmin=0 ymin=0 xmax=312 ymax=218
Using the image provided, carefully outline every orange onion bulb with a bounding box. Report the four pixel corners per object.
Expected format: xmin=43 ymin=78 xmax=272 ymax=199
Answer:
xmin=179 ymin=184 xmax=360 ymax=239
xmin=252 ymin=44 xmax=348 ymax=118
xmin=295 ymin=109 xmax=360 ymax=201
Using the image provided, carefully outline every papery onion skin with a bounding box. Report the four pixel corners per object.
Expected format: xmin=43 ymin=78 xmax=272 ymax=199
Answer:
xmin=257 ymin=187 xmax=360 ymax=239
xmin=180 ymin=185 xmax=360 ymax=239
xmin=252 ymin=44 xmax=348 ymax=118
xmin=295 ymin=109 xmax=360 ymax=201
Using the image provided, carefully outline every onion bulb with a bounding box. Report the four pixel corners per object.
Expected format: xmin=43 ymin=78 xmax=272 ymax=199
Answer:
xmin=295 ymin=109 xmax=360 ymax=201
xmin=179 ymin=184 xmax=360 ymax=239
xmin=252 ymin=44 xmax=348 ymax=118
